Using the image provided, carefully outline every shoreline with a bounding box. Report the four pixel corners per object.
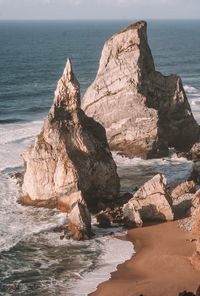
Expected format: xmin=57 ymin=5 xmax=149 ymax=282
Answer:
xmin=89 ymin=221 xmax=200 ymax=296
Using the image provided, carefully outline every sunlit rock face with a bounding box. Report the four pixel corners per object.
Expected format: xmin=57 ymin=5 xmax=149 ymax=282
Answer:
xmin=22 ymin=59 xmax=119 ymax=210
xmin=82 ymin=21 xmax=199 ymax=159
xmin=123 ymin=174 xmax=174 ymax=226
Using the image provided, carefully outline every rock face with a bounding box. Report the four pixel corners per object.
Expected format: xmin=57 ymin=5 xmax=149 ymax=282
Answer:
xmin=170 ymin=180 xmax=196 ymax=200
xmin=22 ymin=59 xmax=119 ymax=210
xmin=189 ymin=160 xmax=200 ymax=184
xmin=170 ymin=180 xmax=196 ymax=218
xmin=123 ymin=174 xmax=174 ymax=226
xmin=67 ymin=192 xmax=91 ymax=240
xmin=82 ymin=21 xmax=199 ymax=159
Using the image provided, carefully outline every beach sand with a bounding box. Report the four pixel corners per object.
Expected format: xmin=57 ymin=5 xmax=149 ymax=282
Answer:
xmin=90 ymin=221 xmax=200 ymax=296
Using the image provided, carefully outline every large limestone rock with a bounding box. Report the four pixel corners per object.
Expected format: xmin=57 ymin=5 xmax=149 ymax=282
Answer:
xmin=82 ymin=21 xmax=199 ymax=159
xmin=123 ymin=174 xmax=174 ymax=226
xmin=22 ymin=59 xmax=119 ymax=210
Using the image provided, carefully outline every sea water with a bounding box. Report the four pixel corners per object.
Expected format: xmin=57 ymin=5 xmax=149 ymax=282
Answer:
xmin=0 ymin=20 xmax=199 ymax=295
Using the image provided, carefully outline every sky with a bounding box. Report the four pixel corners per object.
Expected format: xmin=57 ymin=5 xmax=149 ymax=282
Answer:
xmin=0 ymin=0 xmax=199 ymax=20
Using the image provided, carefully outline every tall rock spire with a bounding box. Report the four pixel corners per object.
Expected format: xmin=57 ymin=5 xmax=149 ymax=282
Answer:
xmin=22 ymin=58 xmax=119 ymax=211
xmin=51 ymin=58 xmax=80 ymax=118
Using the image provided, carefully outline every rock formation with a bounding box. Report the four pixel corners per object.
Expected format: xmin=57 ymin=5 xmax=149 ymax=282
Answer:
xmin=22 ymin=59 xmax=119 ymax=211
xmin=82 ymin=21 xmax=199 ymax=159
xmin=170 ymin=180 xmax=196 ymax=200
xmin=123 ymin=174 xmax=174 ymax=226
xmin=67 ymin=192 xmax=92 ymax=240
xmin=170 ymin=180 xmax=196 ymax=218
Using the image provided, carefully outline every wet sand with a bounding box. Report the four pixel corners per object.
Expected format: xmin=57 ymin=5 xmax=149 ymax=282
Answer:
xmin=90 ymin=221 xmax=200 ymax=296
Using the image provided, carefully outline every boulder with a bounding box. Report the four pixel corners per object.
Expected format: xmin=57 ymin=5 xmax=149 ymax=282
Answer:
xmin=123 ymin=199 xmax=143 ymax=227
xmin=189 ymin=143 xmax=200 ymax=160
xmin=123 ymin=174 xmax=174 ymax=226
xmin=173 ymin=193 xmax=194 ymax=219
xmin=67 ymin=193 xmax=91 ymax=240
xmin=170 ymin=180 xmax=196 ymax=200
xmin=82 ymin=21 xmax=199 ymax=159
xmin=22 ymin=59 xmax=119 ymax=210
xmin=187 ymin=189 xmax=200 ymax=216
xmin=170 ymin=180 xmax=196 ymax=218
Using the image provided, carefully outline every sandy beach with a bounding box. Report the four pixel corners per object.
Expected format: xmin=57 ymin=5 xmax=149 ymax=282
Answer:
xmin=90 ymin=221 xmax=200 ymax=296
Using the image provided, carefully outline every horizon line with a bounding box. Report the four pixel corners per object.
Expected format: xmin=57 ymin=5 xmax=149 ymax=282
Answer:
xmin=0 ymin=18 xmax=200 ymax=21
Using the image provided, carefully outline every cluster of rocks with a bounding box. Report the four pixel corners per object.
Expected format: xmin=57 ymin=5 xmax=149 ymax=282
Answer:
xmin=95 ymin=174 xmax=200 ymax=231
xmin=19 ymin=21 xmax=200 ymax=243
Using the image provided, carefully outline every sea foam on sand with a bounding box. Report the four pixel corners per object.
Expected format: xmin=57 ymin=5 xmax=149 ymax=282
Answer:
xmin=69 ymin=226 xmax=134 ymax=296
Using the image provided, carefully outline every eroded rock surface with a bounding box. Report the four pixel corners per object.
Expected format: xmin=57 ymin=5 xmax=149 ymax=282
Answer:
xmin=123 ymin=174 xmax=174 ymax=226
xmin=22 ymin=59 xmax=119 ymax=210
xmin=67 ymin=192 xmax=91 ymax=240
xmin=170 ymin=180 xmax=196 ymax=200
xmin=82 ymin=21 xmax=199 ymax=159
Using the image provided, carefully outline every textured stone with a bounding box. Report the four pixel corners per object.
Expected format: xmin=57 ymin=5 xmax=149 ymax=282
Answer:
xmin=189 ymin=143 xmax=200 ymax=160
xmin=188 ymin=189 xmax=200 ymax=216
xmin=22 ymin=59 xmax=119 ymax=210
xmin=123 ymin=174 xmax=174 ymax=225
xmin=82 ymin=21 xmax=199 ymax=159
xmin=170 ymin=180 xmax=196 ymax=199
xmin=67 ymin=192 xmax=91 ymax=240
xmin=123 ymin=199 xmax=143 ymax=227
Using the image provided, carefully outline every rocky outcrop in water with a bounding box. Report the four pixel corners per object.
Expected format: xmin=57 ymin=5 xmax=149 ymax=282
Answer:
xmin=67 ymin=192 xmax=92 ymax=240
xmin=82 ymin=21 xmax=199 ymax=159
xmin=22 ymin=59 xmax=119 ymax=211
xmin=123 ymin=174 xmax=174 ymax=226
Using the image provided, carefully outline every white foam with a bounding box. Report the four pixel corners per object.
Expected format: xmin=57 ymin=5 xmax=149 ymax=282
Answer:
xmin=0 ymin=175 xmax=66 ymax=253
xmin=184 ymin=84 xmax=198 ymax=94
xmin=0 ymin=120 xmax=43 ymax=172
xmin=0 ymin=120 xmax=43 ymax=145
xmin=69 ymin=228 xmax=134 ymax=296
xmin=112 ymin=151 xmax=191 ymax=167
xmin=112 ymin=151 xmax=193 ymax=187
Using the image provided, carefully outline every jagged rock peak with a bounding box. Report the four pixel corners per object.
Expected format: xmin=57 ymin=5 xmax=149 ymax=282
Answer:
xmin=120 ymin=20 xmax=146 ymax=32
xmin=52 ymin=58 xmax=80 ymax=117
xmin=22 ymin=58 xmax=119 ymax=211
xmin=94 ymin=19 xmax=155 ymax=81
xmin=82 ymin=20 xmax=199 ymax=159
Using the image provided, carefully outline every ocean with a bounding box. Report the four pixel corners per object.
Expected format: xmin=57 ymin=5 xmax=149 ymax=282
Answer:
xmin=0 ymin=20 xmax=199 ymax=295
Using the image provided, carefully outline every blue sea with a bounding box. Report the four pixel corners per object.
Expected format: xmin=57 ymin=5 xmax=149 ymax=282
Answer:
xmin=0 ymin=20 xmax=199 ymax=295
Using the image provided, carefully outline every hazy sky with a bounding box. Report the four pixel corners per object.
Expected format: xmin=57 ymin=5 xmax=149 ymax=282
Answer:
xmin=0 ymin=0 xmax=199 ymax=20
